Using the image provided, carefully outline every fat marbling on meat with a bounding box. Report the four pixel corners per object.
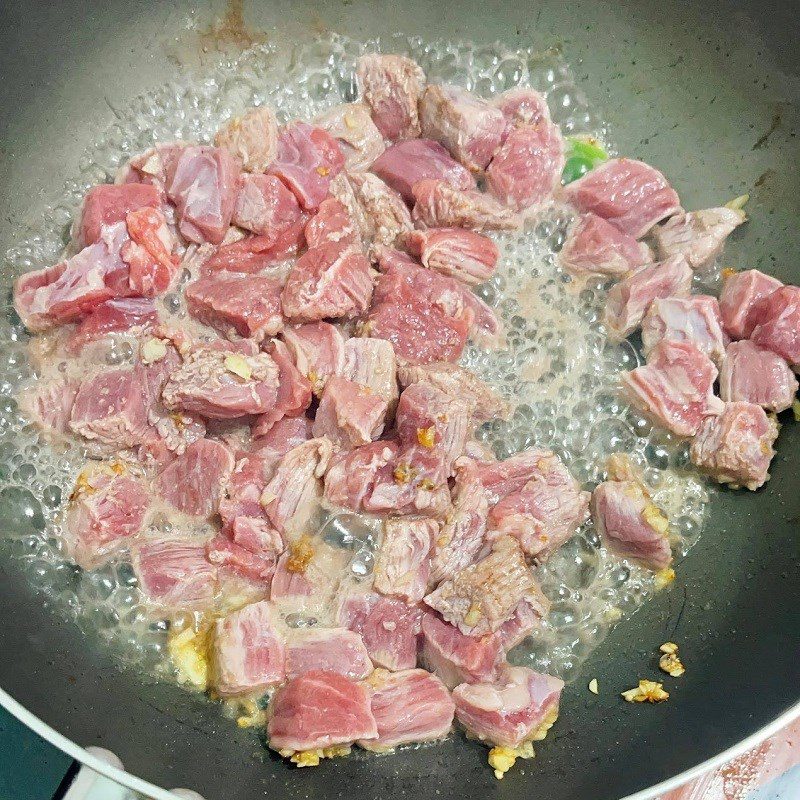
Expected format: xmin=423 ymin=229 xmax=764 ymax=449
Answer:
xmin=214 ymin=106 xmax=279 ymax=173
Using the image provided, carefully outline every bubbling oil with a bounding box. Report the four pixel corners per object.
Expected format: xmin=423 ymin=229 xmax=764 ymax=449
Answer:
xmin=0 ymin=34 xmax=709 ymax=685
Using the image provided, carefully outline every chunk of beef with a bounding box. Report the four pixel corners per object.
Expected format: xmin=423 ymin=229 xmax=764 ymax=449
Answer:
xmin=281 ymin=322 xmax=346 ymax=395
xmin=213 ymin=600 xmax=285 ymax=696
xmin=19 ymin=377 xmax=80 ymax=438
xmin=342 ymin=337 xmax=398 ymax=407
xmin=219 ymin=449 xmax=273 ymax=525
xmin=452 ymin=666 xmax=563 ymax=748
xmin=312 ymin=375 xmax=388 ymax=449
xmin=313 ymin=102 xmax=386 ymax=171
xmin=77 ymin=183 xmax=161 ymax=248
xmin=750 ymin=285 xmax=800 ymax=366
xmin=69 ymin=297 xmax=158 ymax=353
xmin=123 ymin=207 xmax=180 ymax=297
xmin=411 ymin=179 xmax=522 ymax=232
xmin=355 ymin=54 xmax=426 ymax=141
xmin=202 ymin=224 xmax=307 ymax=274
xmin=214 ymin=106 xmax=279 ymax=173
xmin=359 ymin=668 xmax=455 ymax=751
xmin=719 ymin=340 xmax=798 ymax=413
xmin=493 ymin=88 xmax=551 ymax=127
xmin=591 ymin=480 xmax=672 ymax=570
xmin=497 ymin=595 xmax=548 ymax=651
xmin=116 ymin=142 xmax=186 ymax=198
xmin=719 ymin=269 xmax=783 ymax=340
xmin=231 ymin=173 xmax=302 ymax=241
xmin=269 ymin=539 xmax=348 ymax=607
xmin=558 ymin=212 xmax=651 ymax=278
xmin=339 ymin=172 xmax=413 ymax=249
xmin=205 ymin=530 xmax=278 ymax=583
xmin=690 ymin=402 xmax=778 ymax=490
xmin=304 ymin=197 xmax=361 ymax=251
xmin=403 ymin=227 xmax=499 ymax=286
xmin=374 ymin=517 xmax=437 ymax=603
xmin=252 ymin=414 xmax=313 ymax=449
xmin=323 ymin=441 xmax=400 ymax=511
xmin=622 ymin=340 xmax=724 ymax=437
xmin=604 ymin=256 xmax=693 ymax=341
xmin=652 ymin=207 xmax=745 ymax=270
xmin=285 ymin=628 xmax=373 ymax=681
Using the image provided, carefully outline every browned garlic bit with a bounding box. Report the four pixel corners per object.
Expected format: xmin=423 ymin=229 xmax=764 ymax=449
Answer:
xmin=659 ymin=642 xmax=686 ymax=677
xmin=654 ymin=567 xmax=676 ymax=590
xmin=621 ymin=680 xmax=669 ymax=703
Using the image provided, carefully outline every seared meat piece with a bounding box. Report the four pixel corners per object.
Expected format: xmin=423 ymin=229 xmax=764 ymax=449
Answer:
xmin=285 ymin=628 xmax=373 ymax=681
xmin=214 ymin=106 xmax=279 ymax=173
xmin=403 ymin=227 xmax=499 ymax=286
xmin=750 ymin=285 xmax=800 ymax=366
xmin=281 ymin=321 xmax=346 ymax=395
xmin=374 ymin=516 xmax=437 ymax=603
xmin=230 ymin=173 xmax=302 ymax=240
xmin=313 ymin=102 xmax=385 ymax=171
xmin=342 ymin=337 xmax=398 ymax=407
xmin=493 ymin=88 xmax=551 ymax=127
xmin=312 ymin=375 xmax=388 ymax=449
xmin=411 ymin=179 xmax=522 ymax=232
xmin=719 ymin=340 xmax=798 ymax=412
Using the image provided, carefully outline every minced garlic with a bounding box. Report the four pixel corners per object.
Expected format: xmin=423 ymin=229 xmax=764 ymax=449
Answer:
xmin=621 ymin=679 xmax=669 ymax=703
xmin=463 ymin=602 xmax=483 ymax=627
xmin=724 ymin=194 xmax=749 ymax=211
xmin=642 ymin=503 xmax=669 ymax=535
xmin=654 ymin=568 xmax=675 ymax=590
xmin=416 ymin=426 xmax=436 ymax=448
xmin=141 ymin=337 xmax=168 ymax=364
xmin=286 ymin=535 xmax=315 ymax=573
xmin=659 ymin=642 xmax=685 ymax=677
xmin=288 ymin=745 xmax=351 ymax=767
xmin=588 ymin=678 xmax=599 ymax=695
xmin=315 ymin=165 xmax=330 ymax=177
xmin=224 ymin=353 xmax=253 ymax=380
xmin=167 ymin=625 xmax=211 ymax=690
xmin=721 ymin=267 xmax=738 ymax=279
xmin=488 ymin=741 xmax=535 ymax=780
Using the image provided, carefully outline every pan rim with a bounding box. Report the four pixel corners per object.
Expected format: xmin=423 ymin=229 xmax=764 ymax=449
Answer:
xmin=2 ymin=684 xmax=799 ymax=800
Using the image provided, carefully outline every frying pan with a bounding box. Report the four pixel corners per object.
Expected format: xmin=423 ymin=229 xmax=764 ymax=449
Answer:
xmin=1 ymin=1 xmax=799 ymax=798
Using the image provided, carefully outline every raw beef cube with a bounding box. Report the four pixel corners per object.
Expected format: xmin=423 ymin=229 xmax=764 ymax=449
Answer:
xmin=652 ymin=207 xmax=746 ymax=270
xmin=19 ymin=377 xmax=80 ymax=437
xmin=219 ymin=450 xmax=273 ymax=524
xmin=323 ymin=441 xmax=400 ymax=511
xmin=214 ymin=106 xmax=279 ymax=173
xmin=420 ymin=612 xmax=501 ymax=689
xmin=231 ymin=173 xmax=302 ymax=241
xmin=205 ymin=531 xmax=277 ymax=583
xmin=69 ymin=297 xmax=158 ymax=353
xmin=269 ymin=538 xmax=350 ymax=607
xmin=313 ymin=102 xmax=386 ymax=171
xmin=366 ymin=257 xmax=472 ymax=364
xmin=132 ymin=537 xmax=217 ymax=610
xmin=342 ymin=338 xmax=398 ymax=406
xmin=338 ymin=593 xmax=423 ymax=671
xmin=591 ymin=480 xmax=672 ymax=570
xmin=156 ymin=438 xmax=235 ymax=518
xmin=423 ymin=536 xmax=541 ymax=637
xmin=751 ymin=285 xmax=800 ymax=366
xmin=281 ymin=240 xmax=374 ymax=322
xmin=690 ymin=402 xmax=779 ymax=490
xmin=285 ymin=628 xmax=373 ymax=680
xmin=116 ymin=142 xmax=186 ymax=197
xmin=161 ymin=347 xmax=280 ymax=419
xmin=604 ymin=255 xmax=693 ymax=341
xmin=252 ymin=339 xmax=313 ymax=435
xmin=622 ymin=340 xmax=724 ymax=437
xmin=558 ymin=212 xmax=651 ymax=278
xmin=474 ymin=448 xmax=554 ymax=502
xmin=77 ymin=183 xmax=160 ymax=248
xmin=268 ymin=122 xmax=345 ymax=211
xmin=203 ymin=224 xmax=307 ymax=274
xmin=268 ymin=670 xmax=378 ymax=752
xmin=403 ymin=228 xmax=499 ymax=286
xmin=312 ymin=375 xmax=388 ymax=449
xmin=411 ymin=179 xmax=522 ymax=232
xmin=497 ymin=595 xmax=548 ymax=651
xmin=419 ymin=84 xmax=507 ymax=173
xmin=720 ymin=340 xmax=798 ymax=413
xmin=370 ymin=139 xmax=475 ymax=205
xmin=355 ymin=53 xmax=426 ymax=141
xmin=123 ymin=207 xmax=180 ymax=297
xmin=281 ymin=322 xmax=346 ymax=395
xmin=486 ymin=122 xmax=565 ymax=211
xmin=359 ymin=668 xmax=455 ymax=751
xmin=396 ymin=361 xmax=510 ymax=423
xmin=719 ymin=269 xmax=783 ymax=340
xmin=304 ymin=197 xmax=361 ymax=250
xmin=641 ymin=295 xmax=728 ymax=365
xmin=185 ymin=272 xmax=283 ymax=341
xmin=252 ymin=414 xmax=313 ymax=449
xmin=493 ymin=88 xmax=551 ymax=127
xmin=167 ymin=145 xmax=241 ymax=244
xmin=64 ymin=465 xmax=150 ymax=569
xmin=213 ymin=600 xmax=285 ymax=696
xmin=374 ymin=517 xmax=437 ymax=603
xmin=452 ymin=666 xmax=563 ymax=748
xmin=562 ymin=158 xmax=682 ymax=239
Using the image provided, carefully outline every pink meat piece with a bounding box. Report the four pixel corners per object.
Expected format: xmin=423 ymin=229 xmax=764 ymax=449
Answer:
xmin=281 ymin=240 xmax=374 ymax=323
xmin=132 ymin=537 xmax=217 ymax=610
xmin=342 ymin=337 xmax=399 ymax=407
xmin=312 ymin=375 xmax=388 ymax=449
xmin=486 ymin=121 xmax=566 ymax=211
xmin=690 ymin=401 xmax=779 ymax=490
xmin=304 ymin=197 xmax=361 ymax=250
xmin=420 ymin=611 xmax=501 ymax=689
xmin=462 ymin=290 xmax=502 ymax=346
xmin=313 ymin=102 xmax=386 ymax=171
xmin=202 ymin=222 xmax=307 ymax=274
xmin=77 ymin=183 xmax=161 ymax=248
xmin=185 ymin=272 xmax=283 ymax=342
xmin=68 ymin=297 xmax=158 ymax=353
xmin=231 ymin=173 xmax=302 ymax=241
xmin=252 ymin=414 xmax=313 ymax=448
xmin=285 ymin=628 xmax=373 ymax=681
xmin=219 ymin=449 xmax=273 ymax=525
xmin=604 ymin=255 xmax=693 ymax=341
xmin=562 ymin=157 xmax=682 ymax=238
xmin=206 ymin=530 xmax=278 ymax=583
xmin=281 ymin=322 xmax=346 ymax=395
xmin=338 ymin=593 xmax=423 ymax=671
xmin=167 ymin=145 xmax=241 ymax=245
xmin=156 ymin=439 xmax=235 ymax=518
xmin=374 ymin=516 xmax=437 ymax=603
xmin=719 ymin=269 xmax=783 ymax=340
xmin=267 ymin=122 xmax=345 ymax=211
xmin=558 ymin=212 xmax=651 ymax=278
xmin=651 ymin=207 xmax=746 ymax=270
xmin=323 ymin=441 xmax=401 ymax=512
xmin=370 ymin=139 xmax=476 ymax=206
xmin=359 ymin=668 xmax=455 ymax=750
xmin=419 ymin=84 xmax=507 ymax=173
xmin=497 ymin=596 xmax=547 ymax=651
xmin=750 ymin=285 xmax=800 ymax=366
xmin=19 ymin=377 xmax=80 ymax=437
xmin=116 ymin=142 xmax=186 ymax=199
xmin=474 ymin=448 xmax=553 ymax=501
xmin=641 ymin=295 xmax=728 ymax=365
xmin=123 ymin=207 xmax=180 ymax=297
xmin=214 ymin=106 xmax=279 ymax=173
xmin=493 ymin=88 xmax=551 ymax=127
xmin=366 ymin=257 xmax=473 ymax=364
xmin=411 ymin=179 xmax=522 ymax=232
xmin=622 ymin=340 xmax=725 ymax=437
xmin=720 ymin=340 xmax=798 ymax=413
xmin=213 ymin=600 xmax=285 ymax=696
xmin=269 ymin=547 xmax=314 ymax=600
xmin=424 ymin=536 xmax=542 ymax=637
xmin=161 ymin=346 xmax=280 ymax=419
xmin=268 ymin=670 xmax=378 ymax=752
xmin=64 ymin=467 xmax=150 ymax=569
xmin=590 ymin=480 xmax=672 ymax=570
xmin=403 ymin=227 xmax=499 ymax=286
xmin=355 ymin=53 xmax=426 ymax=141
xmin=452 ymin=665 xmax=563 ymax=748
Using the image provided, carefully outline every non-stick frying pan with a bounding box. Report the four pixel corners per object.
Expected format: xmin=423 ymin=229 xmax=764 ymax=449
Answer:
xmin=1 ymin=1 xmax=799 ymax=798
